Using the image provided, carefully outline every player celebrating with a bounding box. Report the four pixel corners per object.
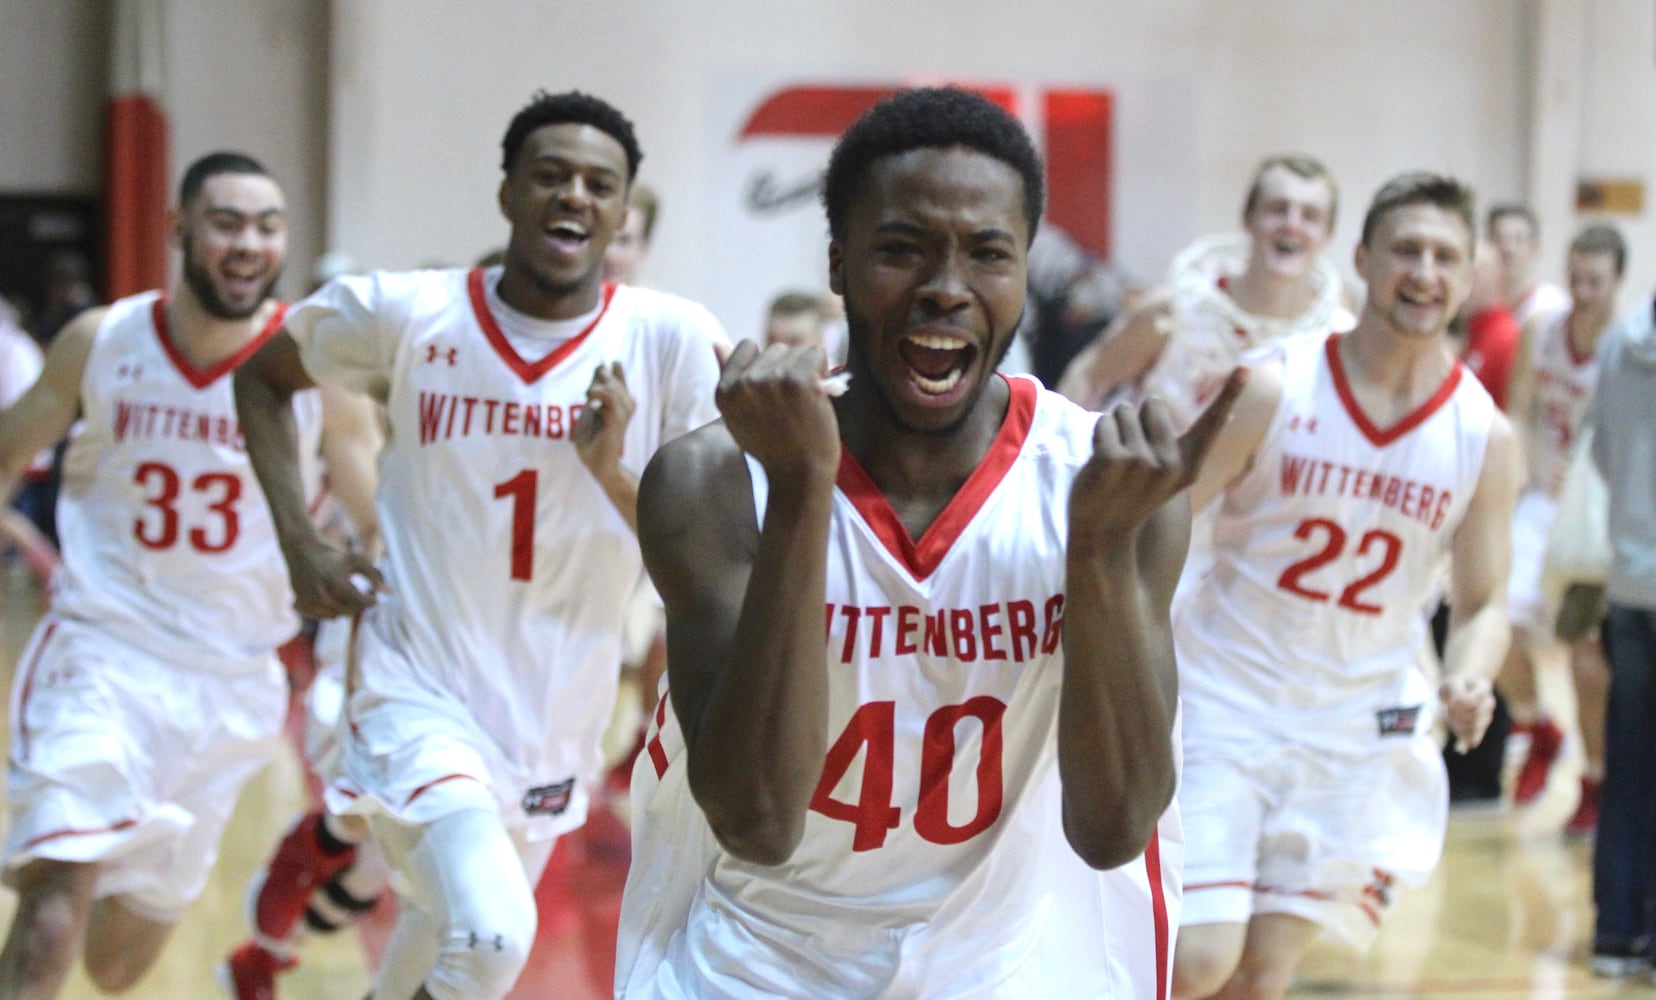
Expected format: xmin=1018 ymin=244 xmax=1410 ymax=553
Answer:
xmin=616 ymin=86 xmax=1240 ymax=998
xmin=234 ymin=90 xmax=724 ymax=1000
xmin=0 ymin=153 xmax=316 ymax=999
xmin=1170 ymin=173 xmax=1520 ymax=999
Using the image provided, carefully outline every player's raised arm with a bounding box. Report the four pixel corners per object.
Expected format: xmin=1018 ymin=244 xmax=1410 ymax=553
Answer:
xmin=235 ymin=329 xmax=381 ymax=618
xmin=1055 ymin=291 xmax=1172 ymax=410
xmin=1058 ymin=368 xmax=1244 ymax=869
xmin=642 ymin=341 xmax=839 ymax=865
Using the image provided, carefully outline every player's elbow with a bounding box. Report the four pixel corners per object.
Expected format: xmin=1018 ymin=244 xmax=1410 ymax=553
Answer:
xmin=1062 ymin=774 xmax=1175 ymax=871
xmin=688 ymin=770 xmax=808 ymax=866
xmin=701 ymin=804 xmax=805 ymax=866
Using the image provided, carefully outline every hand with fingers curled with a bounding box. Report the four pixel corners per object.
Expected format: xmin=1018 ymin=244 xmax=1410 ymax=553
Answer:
xmin=284 ymin=535 xmax=386 ymax=619
xmin=1070 ymin=367 xmax=1247 ymax=550
xmin=1440 ymin=673 xmax=1496 ymax=752
xmin=716 ymin=340 xmax=840 ymax=483
xmin=574 ymin=361 xmax=637 ymax=479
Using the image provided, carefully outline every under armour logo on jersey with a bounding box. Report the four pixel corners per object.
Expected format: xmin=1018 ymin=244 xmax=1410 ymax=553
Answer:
xmin=116 ymin=363 xmax=144 ymax=380
xmin=1287 ymin=414 xmax=1319 ymax=434
xmin=425 ymin=344 xmax=458 ymax=365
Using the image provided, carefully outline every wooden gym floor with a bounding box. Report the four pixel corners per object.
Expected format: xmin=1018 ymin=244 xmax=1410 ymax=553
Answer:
xmin=0 ymin=565 xmax=1649 ymax=999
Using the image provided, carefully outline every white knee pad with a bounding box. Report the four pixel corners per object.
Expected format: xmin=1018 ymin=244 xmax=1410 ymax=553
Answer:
xmin=428 ymin=917 xmax=536 ymax=1000
xmin=390 ymin=808 xmax=542 ymax=1000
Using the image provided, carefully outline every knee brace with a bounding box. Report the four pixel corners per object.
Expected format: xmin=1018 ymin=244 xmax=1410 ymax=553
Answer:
xmin=426 ymin=912 xmax=536 ymax=1000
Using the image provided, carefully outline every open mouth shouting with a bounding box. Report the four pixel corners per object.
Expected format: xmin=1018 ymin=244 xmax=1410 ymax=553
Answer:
xmin=897 ymin=331 xmax=978 ymax=399
xmin=1263 ymin=235 xmax=1312 ymax=273
xmin=544 ymin=219 xmax=591 ymax=257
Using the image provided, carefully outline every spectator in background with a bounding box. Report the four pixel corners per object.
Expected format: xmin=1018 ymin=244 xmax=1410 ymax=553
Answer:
xmin=1585 ymin=291 xmax=1656 ymax=977
xmin=1012 ymin=223 xmax=1139 ymax=387
xmin=604 ymin=182 xmax=658 ymax=286
xmin=31 ymin=250 xmax=96 ymax=347
xmin=762 ymin=289 xmax=827 ymax=351
xmin=1488 ymin=204 xmax=1569 ymax=328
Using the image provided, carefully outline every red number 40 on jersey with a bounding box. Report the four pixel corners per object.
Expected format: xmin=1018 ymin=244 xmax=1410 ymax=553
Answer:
xmin=810 ymin=697 xmax=1007 ymax=852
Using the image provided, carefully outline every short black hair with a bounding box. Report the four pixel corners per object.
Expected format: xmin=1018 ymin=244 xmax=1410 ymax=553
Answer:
xmin=1360 ymin=172 xmax=1476 ymax=248
xmin=179 ymin=152 xmax=271 ymax=209
xmin=822 ymin=87 xmax=1044 ymax=244
xmin=500 ymin=90 xmax=643 ymax=180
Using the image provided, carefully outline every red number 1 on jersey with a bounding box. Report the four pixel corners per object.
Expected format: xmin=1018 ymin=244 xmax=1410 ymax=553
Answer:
xmin=493 ymin=469 xmax=537 ymax=581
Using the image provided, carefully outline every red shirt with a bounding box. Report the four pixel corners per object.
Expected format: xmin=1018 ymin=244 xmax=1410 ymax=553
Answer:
xmin=1461 ymin=306 xmax=1520 ymax=410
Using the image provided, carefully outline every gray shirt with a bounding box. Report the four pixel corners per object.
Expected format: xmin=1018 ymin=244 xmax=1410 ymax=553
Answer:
xmin=1590 ymin=296 xmax=1656 ymax=609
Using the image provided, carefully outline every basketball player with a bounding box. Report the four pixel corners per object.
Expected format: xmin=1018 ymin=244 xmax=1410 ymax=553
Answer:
xmin=1058 ymin=155 xmax=1353 ymax=604
xmin=0 ymin=153 xmax=312 ymax=999
xmin=603 ymin=182 xmax=658 ymax=286
xmin=1487 ymin=204 xmax=1570 ymax=328
xmin=1170 ymin=173 xmax=1520 ymax=999
xmin=234 ymin=90 xmax=725 ymax=1000
xmin=1057 ymin=154 xmax=1352 ymax=427
xmin=616 ymin=86 xmax=1242 ymax=998
xmin=1498 ymin=225 xmax=1626 ymax=828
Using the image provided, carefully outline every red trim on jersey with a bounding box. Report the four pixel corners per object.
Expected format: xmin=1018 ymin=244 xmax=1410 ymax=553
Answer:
xmin=835 ymin=376 xmax=1036 ymax=582
xmin=151 ymin=298 xmax=288 ymax=390
xmin=402 ymin=772 xmax=479 ymax=808
xmin=1185 ymin=879 xmax=1257 ymax=893
xmin=1325 ymin=333 xmax=1463 ymax=447
xmin=13 ymin=620 xmax=59 ymax=762
xmin=1145 ymin=832 xmax=1170 ymax=1000
xmin=22 ymin=817 xmax=140 ymax=852
xmin=647 ymin=690 xmax=671 ymax=779
xmin=467 ymin=269 xmax=616 ymax=385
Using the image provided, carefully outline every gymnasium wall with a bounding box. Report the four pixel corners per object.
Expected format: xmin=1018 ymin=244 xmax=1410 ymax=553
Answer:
xmin=4 ymin=0 xmax=1653 ymax=326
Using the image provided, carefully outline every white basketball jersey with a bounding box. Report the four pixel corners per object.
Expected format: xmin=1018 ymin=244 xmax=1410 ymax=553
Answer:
xmin=617 ymin=376 xmax=1181 ymax=999
xmin=1524 ymin=311 xmax=1598 ymax=498
xmin=286 ymin=268 xmax=723 ymax=836
xmin=51 ymin=291 xmax=317 ymax=669
xmin=1137 ymin=238 xmax=1356 ymax=433
xmin=1177 ymin=333 xmax=1495 ymax=752
xmin=1513 ymin=280 xmax=1569 ymax=329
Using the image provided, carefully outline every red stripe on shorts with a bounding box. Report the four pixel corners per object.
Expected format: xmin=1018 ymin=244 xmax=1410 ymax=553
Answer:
xmin=22 ymin=817 xmax=139 ymax=851
xmin=13 ymin=620 xmax=59 ymax=763
xmin=402 ymin=772 xmax=479 ymax=808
